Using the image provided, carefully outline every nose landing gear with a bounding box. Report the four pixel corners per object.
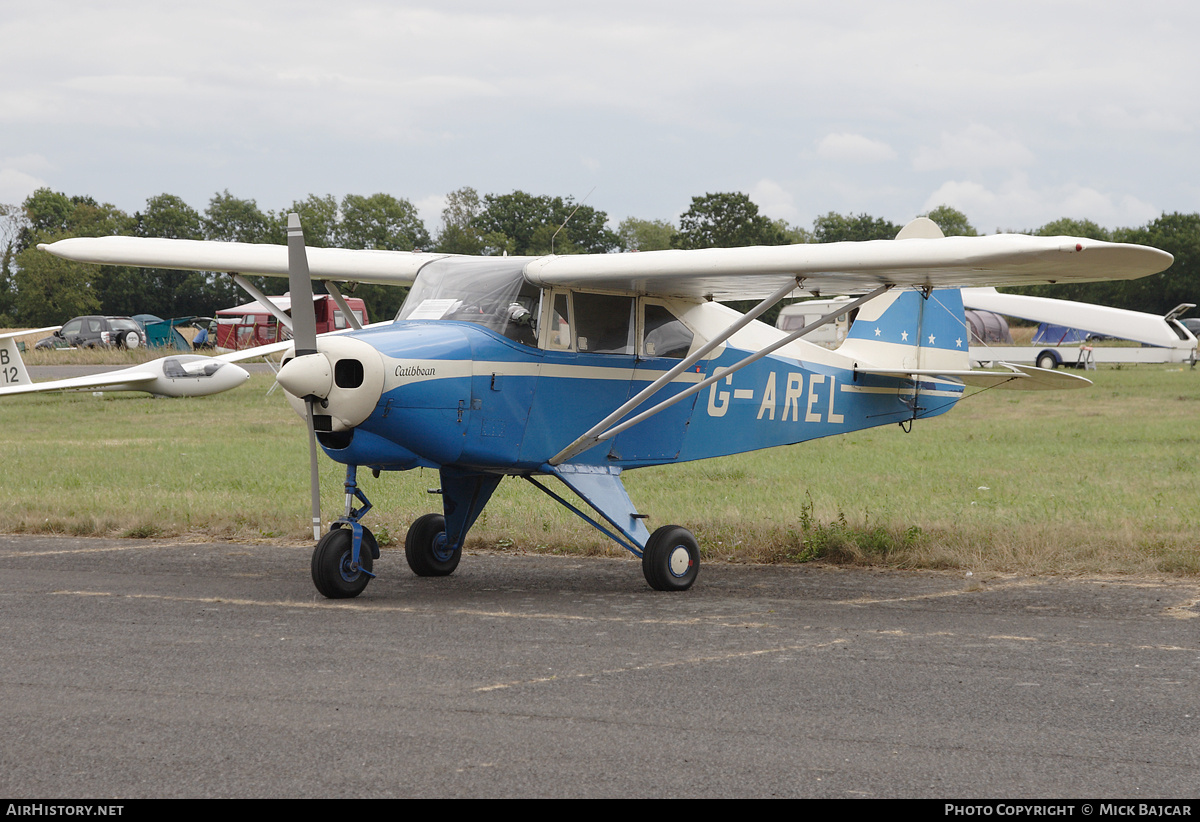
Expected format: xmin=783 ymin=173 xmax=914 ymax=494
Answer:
xmin=311 ymin=465 xmax=378 ymax=599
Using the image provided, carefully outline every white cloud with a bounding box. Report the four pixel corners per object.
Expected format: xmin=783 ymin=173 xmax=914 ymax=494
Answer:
xmin=816 ymin=133 xmax=897 ymax=164
xmin=912 ymin=125 xmax=1035 ymax=172
xmin=923 ymin=173 xmax=1160 ymax=232
xmin=413 ymin=194 xmax=446 ymax=237
xmin=0 ymin=156 xmax=52 ymax=204
xmin=749 ymin=179 xmax=799 ymax=223
xmin=0 ymin=3 xmax=1194 ymax=228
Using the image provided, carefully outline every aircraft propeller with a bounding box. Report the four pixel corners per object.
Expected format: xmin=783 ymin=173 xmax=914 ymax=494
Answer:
xmin=277 ymin=213 xmax=328 ymax=541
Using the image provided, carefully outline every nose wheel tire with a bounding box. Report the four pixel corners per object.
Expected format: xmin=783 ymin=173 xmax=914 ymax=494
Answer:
xmin=642 ymin=525 xmax=700 ymax=591
xmin=311 ymin=526 xmax=374 ymax=599
xmin=405 ymin=513 xmax=460 ymax=577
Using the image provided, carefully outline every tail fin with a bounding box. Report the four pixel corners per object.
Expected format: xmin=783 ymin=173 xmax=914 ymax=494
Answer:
xmin=836 ymin=287 xmax=970 ymax=372
xmin=0 ymin=331 xmax=37 ymax=389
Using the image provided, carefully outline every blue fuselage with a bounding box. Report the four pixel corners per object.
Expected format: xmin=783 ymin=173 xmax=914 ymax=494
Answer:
xmin=318 ymin=320 xmax=962 ymax=475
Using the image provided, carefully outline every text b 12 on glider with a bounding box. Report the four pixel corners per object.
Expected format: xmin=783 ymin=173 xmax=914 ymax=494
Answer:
xmin=40 ymin=217 xmax=1173 ymax=596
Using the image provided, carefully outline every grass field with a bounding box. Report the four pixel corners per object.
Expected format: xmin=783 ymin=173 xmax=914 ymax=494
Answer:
xmin=0 ymin=362 xmax=1196 ymax=576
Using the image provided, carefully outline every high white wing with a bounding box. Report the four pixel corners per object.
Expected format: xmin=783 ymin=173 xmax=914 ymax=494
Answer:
xmin=40 ymin=233 xmax=1172 ymax=299
xmin=40 ymin=236 xmax=450 ymax=286
xmin=524 ymin=235 xmax=1174 ymax=299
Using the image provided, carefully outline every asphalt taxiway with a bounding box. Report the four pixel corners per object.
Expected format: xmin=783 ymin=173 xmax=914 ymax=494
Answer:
xmin=1 ymin=534 xmax=1197 ymax=798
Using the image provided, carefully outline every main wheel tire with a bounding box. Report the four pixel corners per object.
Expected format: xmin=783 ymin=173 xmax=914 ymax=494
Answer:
xmin=311 ymin=527 xmax=373 ymax=599
xmin=1036 ymin=351 xmax=1058 ymax=370
xmin=123 ymin=330 xmax=141 ymax=349
xmin=642 ymin=525 xmax=700 ymax=591
xmin=405 ymin=513 xmax=459 ymax=577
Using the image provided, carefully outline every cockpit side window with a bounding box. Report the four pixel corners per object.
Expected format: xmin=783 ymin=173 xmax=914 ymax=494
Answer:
xmin=543 ymin=291 xmax=573 ymax=351
xmin=573 ymin=293 xmax=635 ymax=355
xmin=502 ymin=280 xmax=540 ymax=346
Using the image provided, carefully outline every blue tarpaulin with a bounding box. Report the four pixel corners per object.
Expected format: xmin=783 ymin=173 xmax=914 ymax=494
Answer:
xmin=1032 ymin=323 xmax=1092 ymax=344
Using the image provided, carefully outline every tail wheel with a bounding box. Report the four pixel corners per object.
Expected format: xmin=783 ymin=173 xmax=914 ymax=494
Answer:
xmin=642 ymin=525 xmax=700 ymax=591
xmin=405 ymin=513 xmax=460 ymax=577
xmin=311 ymin=526 xmax=374 ymax=599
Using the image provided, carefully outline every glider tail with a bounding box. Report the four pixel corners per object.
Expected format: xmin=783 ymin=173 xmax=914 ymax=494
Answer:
xmin=834 ymin=287 xmax=971 ymax=373
xmin=0 ymin=332 xmax=37 ymax=390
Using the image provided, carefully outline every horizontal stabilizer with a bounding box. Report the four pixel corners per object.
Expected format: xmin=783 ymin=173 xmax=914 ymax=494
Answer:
xmin=855 ymin=363 xmax=1092 ymax=391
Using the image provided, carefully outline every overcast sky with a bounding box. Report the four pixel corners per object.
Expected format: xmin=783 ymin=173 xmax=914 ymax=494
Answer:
xmin=2 ymin=0 xmax=1196 ymax=237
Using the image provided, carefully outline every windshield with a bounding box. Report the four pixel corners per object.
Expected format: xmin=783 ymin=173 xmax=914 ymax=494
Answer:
xmin=397 ymin=258 xmax=538 ymax=341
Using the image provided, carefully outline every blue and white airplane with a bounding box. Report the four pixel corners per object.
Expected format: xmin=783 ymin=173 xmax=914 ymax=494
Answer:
xmin=40 ymin=217 xmax=1173 ymax=596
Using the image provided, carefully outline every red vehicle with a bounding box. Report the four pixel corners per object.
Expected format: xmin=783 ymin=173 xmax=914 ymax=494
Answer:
xmin=215 ymin=295 xmax=369 ymax=351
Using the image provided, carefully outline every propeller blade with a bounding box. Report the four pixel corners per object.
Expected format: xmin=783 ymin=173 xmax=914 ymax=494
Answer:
xmin=286 ymin=212 xmax=318 ymax=355
xmin=288 ymin=214 xmax=323 ymax=541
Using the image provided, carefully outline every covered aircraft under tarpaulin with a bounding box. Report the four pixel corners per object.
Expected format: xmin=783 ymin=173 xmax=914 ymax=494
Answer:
xmin=40 ymin=218 xmax=1174 ymax=596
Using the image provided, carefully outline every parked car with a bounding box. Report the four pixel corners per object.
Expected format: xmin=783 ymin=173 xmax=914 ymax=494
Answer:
xmin=34 ymin=335 xmax=71 ymax=351
xmin=38 ymin=316 xmax=145 ymax=349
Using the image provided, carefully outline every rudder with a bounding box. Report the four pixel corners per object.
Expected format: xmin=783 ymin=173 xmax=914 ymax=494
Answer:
xmin=0 ymin=333 xmax=36 ymax=389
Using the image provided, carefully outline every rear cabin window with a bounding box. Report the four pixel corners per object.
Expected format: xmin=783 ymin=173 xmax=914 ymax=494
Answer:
xmin=643 ymin=303 xmax=693 ymax=359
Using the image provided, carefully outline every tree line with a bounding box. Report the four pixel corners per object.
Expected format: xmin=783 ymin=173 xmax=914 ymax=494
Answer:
xmin=1 ymin=187 xmax=1196 ymax=328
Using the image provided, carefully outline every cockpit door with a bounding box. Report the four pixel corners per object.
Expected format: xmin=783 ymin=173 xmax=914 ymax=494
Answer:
xmin=520 ymin=290 xmax=635 ymax=465
xmin=611 ymin=300 xmax=700 ymax=462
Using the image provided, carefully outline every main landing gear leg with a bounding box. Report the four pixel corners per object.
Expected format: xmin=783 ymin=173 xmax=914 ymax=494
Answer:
xmin=311 ymin=465 xmax=379 ymax=599
xmin=405 ymin=468 xmax=501 ymax=577
xmin=527 ymin=466 xmax=701 ymax=592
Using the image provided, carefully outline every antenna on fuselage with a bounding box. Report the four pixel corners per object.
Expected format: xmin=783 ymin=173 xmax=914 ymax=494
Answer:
xmin=550 ymin=187 xmax=596 ymax=255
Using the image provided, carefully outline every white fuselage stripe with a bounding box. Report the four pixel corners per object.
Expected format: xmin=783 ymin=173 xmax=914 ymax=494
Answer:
xmin=381 ymin=356 xmax=706 ymax=391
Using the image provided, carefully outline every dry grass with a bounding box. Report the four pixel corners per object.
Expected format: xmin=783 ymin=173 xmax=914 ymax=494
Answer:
xmin=0 ymin=365 xmax=1196 ymax=578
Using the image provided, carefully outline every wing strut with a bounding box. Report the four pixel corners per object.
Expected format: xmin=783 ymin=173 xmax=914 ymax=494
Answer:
xmin=232 ymin=274 xmax=295 ymax=332
xmin=550 ymin=277 xmax=802 ymax=464
xmin=323 ymin=281 xmax=364 ymax=330
xmin=550 ymin=282 xmax=892 ymax=465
